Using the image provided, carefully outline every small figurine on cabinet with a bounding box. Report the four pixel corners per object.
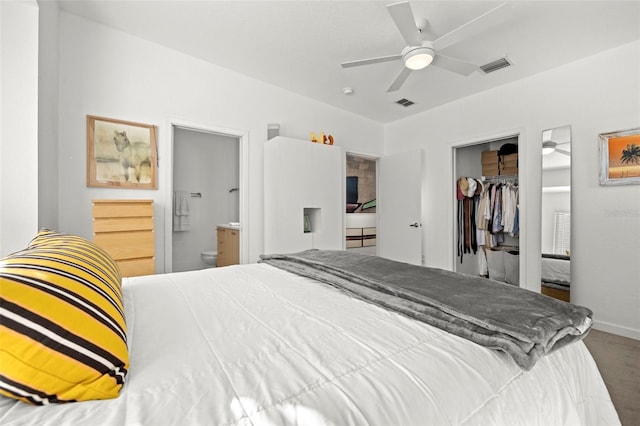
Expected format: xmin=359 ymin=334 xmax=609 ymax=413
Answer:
xmin=310 ymin=132 xmax=322 ymax=143
xmin=310 ymin=132 xmax=334 ymax=145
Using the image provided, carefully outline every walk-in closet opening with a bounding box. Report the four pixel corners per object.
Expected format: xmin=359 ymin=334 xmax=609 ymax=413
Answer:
xmin=453 ymin=135 xmax=521 ymax=286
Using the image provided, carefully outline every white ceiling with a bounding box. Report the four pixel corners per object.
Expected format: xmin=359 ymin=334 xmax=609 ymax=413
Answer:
xmin=56 ymin=0 xmax=640 ymax=124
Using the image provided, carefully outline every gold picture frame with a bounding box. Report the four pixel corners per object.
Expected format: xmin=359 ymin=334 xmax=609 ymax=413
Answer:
xmin=599 ymin=127 xmax=640 ymax=186
xmin=87 ymin=115 xmax=158 ymax=189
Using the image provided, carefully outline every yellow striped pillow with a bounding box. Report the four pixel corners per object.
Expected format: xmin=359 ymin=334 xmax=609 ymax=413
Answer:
xmin=0 ymin=229 xmax=129 ymax=404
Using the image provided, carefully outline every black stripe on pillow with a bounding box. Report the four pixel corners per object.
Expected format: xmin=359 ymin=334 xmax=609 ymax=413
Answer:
xmin=1 ymin=314 xmax=127 ymax=386
xmin=38 ymin=243 xmax=122 ymax=285
xmin=3 ymin=262 xmax=124 ymax=322
xmin=17 ymin=251 xmax=123 ymax=306
xmin=1 ymin=272 xmax=126 ymax=342
xmin=4 ymin=260 xmax=125 ymax=320
xmin=1 ymin=299 xmax=127 ymax=380
xmin=0 ymin=374 xmax=73 ymax=405
xmin=28 ymin=232 xmax=122 ymax=283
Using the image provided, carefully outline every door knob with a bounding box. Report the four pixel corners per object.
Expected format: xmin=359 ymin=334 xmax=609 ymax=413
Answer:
xmin=409 ymin=222 xmax=421 ymax=228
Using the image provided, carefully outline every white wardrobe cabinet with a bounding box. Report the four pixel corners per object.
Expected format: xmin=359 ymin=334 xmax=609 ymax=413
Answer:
xmin=264 ymin=136 xmax=344 ymax=254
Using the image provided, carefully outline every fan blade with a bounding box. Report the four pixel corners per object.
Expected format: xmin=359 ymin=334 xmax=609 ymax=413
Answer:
xmin=556 ymin=148 xmax=571 ymax=156
xmin=433 ymin=3 xmax=512 ymax=51
xmin=341 ymin=54 xmax=402 ymax=69
xmin=387 ymin=67 xmax=412 ymax=92
xmin=432 ymin=54 xmax=479 ymax=76
xmin=387 ymin=1 xmax=421 ymax=46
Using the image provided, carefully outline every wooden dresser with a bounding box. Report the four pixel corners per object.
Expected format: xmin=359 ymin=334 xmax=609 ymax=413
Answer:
xmin=216 ymin=225 xmax=239 ymax=267
xmin=92 ymin=199 xmax=155 ymax=277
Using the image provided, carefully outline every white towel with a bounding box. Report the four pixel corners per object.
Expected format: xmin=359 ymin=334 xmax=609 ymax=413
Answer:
xmin=173 ymin=191 xmax=190 ymax=231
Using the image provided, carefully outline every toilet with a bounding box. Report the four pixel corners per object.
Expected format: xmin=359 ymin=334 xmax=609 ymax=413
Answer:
xmin=201 ymin=250 xmax=218 ymax=266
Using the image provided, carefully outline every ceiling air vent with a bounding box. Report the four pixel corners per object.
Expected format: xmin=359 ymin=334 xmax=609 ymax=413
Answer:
xmin=480 ymin=57 xmax=512 ymax=74
xmin=396 ymin=98 xmax=415 ymax=107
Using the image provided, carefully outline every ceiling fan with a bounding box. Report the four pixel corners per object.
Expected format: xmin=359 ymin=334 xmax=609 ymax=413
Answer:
xmin=542 ymin=141 xmax=571 ymax=156
xmin=341 ymin=1 xmax=511 ymax=92
xmin=542 ymin=129 xmax=571 ymax=156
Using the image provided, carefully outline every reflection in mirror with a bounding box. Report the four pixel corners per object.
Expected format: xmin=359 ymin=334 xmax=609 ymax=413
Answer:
xmin=541 ymin=125 xmax=571 ymax=302
xmin=346 ymin=154 xmax=377 ymax=255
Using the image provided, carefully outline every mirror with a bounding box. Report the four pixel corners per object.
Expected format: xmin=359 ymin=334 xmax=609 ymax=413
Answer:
xmin=541 ymin=125 xmax=571 ymax=302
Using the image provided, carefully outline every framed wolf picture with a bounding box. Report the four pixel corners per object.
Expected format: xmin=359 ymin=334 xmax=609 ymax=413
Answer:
xmin=87 ymin=115 xmax=158 ymax=189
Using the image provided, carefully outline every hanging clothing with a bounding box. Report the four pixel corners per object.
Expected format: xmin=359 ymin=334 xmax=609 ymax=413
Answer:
xmin=491 ymin=184 xmax=504 ymax=234
xmin=457 ymin=178 xmax=465 ymax=262
xmin=456 ymin=177 xmax=519 ymax=270
xmin=457 ymin=178 xmax=482 ymax=263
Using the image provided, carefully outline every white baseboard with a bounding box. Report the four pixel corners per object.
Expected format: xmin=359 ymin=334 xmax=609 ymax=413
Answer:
xmin=592 ymin=320 xmax=640 ymax=341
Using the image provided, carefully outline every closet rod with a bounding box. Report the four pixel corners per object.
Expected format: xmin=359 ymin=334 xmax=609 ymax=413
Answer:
xmin=481 ymin=174 xmax=518 ymax=182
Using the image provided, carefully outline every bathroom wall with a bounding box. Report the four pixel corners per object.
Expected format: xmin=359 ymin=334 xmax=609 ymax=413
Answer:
xmin=172 ymin=128 xmax=239 ymax=272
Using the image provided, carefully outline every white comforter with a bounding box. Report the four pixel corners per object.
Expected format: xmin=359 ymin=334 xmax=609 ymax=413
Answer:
xmin=0 ymin=264 xmax=618 ymax=425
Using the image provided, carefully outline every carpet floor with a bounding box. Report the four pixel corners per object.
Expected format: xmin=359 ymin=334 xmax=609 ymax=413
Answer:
xmin=583 ymin=329 xmax=640 ymax=426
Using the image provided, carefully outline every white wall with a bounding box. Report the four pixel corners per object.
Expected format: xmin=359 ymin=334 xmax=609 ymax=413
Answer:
xmin=0 ymin=0 xmax=39 ymax=256
xmin=172 ymin=129 xmax=238 ymax=272
xmin=385 ymin=41 xmax=640 ymax=339
xmin=55 ymin=12 xmax=383 ymax=268
xmin=37 ymin=0 xmax=59 ymax=230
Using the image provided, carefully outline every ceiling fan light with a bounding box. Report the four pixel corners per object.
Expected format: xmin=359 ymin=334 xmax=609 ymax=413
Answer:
xmin=542 ymin=141 xmax=556 ymax=155
xmin=542 ymin=147 xmax=555 ymax=155
xmin=403 ymin=47 xmax=434 ymax=70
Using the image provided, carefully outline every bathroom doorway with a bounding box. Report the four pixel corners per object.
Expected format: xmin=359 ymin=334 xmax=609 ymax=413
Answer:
xmin=163 ymin=120 xmax=248 ymax=273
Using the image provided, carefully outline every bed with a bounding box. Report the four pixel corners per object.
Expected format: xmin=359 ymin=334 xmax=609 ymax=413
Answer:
xmin=541 ymin=253 xmax=571 ymax=302
xmin=0 ymin=234 xmax=618 ymax=425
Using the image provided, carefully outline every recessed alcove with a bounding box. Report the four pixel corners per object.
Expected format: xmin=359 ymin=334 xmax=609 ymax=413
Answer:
xmin=303 ymin=207 xmax=321 ymax=233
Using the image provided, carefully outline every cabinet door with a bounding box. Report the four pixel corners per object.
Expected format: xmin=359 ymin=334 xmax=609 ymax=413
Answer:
xmin=264 ymin=138 xmax=312 ymax=254
xmin=227 ymin=229 xmax=239 ymax=265
xmin=264 ymin=137 xmax=344 ymax=254
xmin=309 ymin=142 xmax=344 ymax=250
xmin=217 ymin=228 xmax=228 ymax=266
xmin=217 ymin=227 xmax=240 ymax=267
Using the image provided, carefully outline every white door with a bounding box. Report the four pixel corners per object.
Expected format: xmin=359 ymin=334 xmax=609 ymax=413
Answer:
xmin=378 ymin=150 xmax=423 ymax=265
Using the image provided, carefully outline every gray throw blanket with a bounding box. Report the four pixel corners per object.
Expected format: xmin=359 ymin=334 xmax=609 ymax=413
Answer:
xmin=259 ymin=250 xmax=592 ymax=370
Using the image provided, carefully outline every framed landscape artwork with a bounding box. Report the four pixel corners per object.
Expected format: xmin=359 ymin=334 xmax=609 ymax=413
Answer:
xmin=87 ymin=115 xmax=158 ymax=189
xmin=599 ymin=127 xmax=640 ymax=186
